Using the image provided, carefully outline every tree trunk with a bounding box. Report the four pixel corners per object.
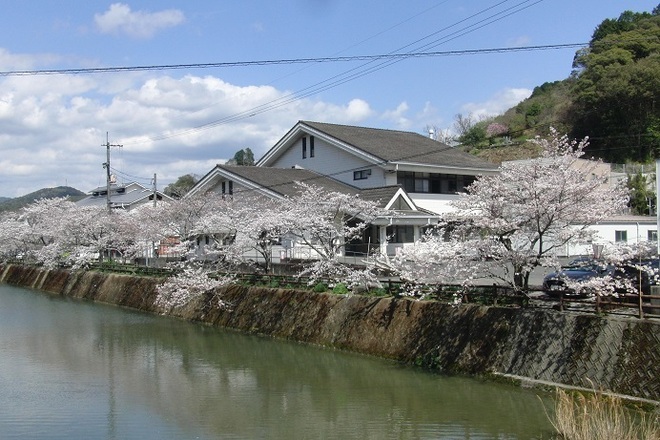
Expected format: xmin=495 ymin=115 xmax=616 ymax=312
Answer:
xmin=513 ymin=266 xmax=530 ymax=292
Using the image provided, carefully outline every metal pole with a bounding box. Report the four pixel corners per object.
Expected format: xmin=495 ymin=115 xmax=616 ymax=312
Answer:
xmin=656 ymin=159 xmax=660 ymax=255
xmin=103 ymin=133 xmax=122 ymax=214
xmin=105 ymin=133 xmax=111 ymax=213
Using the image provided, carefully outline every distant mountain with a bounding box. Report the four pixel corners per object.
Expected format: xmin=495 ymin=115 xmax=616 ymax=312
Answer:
xmin=0 ymin=186 xmax=86 ymax=213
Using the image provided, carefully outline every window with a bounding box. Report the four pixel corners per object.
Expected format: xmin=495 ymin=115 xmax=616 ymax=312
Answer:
xmin=649 ymin=230 xmax=658 ymax=242
xmin=310 ymin=136 xmax=315 ymax=158
xmin=221 ymin=180 xmax=233 ymax=196
xmin=353 ymin=169 xmax=372 ymax=180
xmin=302 ymin=137 xmax=307 ymax=159
xmin=388 ymin=225 xmax=415 ymax=243
xmin=615 ymin=230 xmax=628 ymax=242
xmin=397 ymin=172 xmax=476 ymax=194
xmin=390 ymin=195 xmax=412 ymax=210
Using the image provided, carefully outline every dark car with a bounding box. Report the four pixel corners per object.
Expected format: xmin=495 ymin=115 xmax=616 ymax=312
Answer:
xmin=542 ymin=262 xmax=613 ymax=298
xmin=615 ymin=258 xmax=660 ymax=296
xmin=543 ymin=259 xmax=660 ymax=298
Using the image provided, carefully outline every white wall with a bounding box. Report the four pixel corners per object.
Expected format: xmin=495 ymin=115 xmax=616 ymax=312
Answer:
xmin=564 ymin=222 xmax=658 ymax=257
xmin=407 ymin=193 xmax=459 ymax=215
xmin=269 ymin=136 xmax=387 ymax=188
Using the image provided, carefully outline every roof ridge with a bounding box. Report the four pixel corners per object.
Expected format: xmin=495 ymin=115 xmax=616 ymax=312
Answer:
xmin=301 ymin=120 xmax=422 ymax=136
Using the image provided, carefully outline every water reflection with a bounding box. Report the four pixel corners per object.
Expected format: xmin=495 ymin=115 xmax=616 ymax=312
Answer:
xmin=0 ymin=285 xmax=555 ymax=439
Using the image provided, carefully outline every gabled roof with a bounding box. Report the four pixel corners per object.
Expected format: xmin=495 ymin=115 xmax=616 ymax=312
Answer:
xmin=220 ymin=165 xmax=360 ymax=198
xmin=257 ymin=120 xmax=498 ymax=171
xmin=76 ymin=182 xmax=170 ymax=209
xmin=188 ymin=165 xmax=436 ymax=215
xmin=189 ymin=165 xmax=360 ymax=199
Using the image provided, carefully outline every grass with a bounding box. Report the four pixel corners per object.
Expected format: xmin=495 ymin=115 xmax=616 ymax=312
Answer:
xmin=547 ymin=387 xmax=660 ymax=439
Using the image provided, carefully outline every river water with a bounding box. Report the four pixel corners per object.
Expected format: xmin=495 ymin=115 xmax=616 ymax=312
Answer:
xmin=0 ymin=284 xmax=556 ymax=439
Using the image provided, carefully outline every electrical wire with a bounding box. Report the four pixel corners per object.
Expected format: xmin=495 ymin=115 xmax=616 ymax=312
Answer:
xmin=1 ymin=1 xmax=555 ymax=147
xmin=109 ymin=167 xmax=153 ymax=185
xmin=130 ymin=1 xmax=555 ymax=144
xmin=0 ymin=43 xmax=582 ymax=77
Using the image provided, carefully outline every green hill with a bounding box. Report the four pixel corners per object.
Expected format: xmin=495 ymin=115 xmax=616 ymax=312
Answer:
xmin=0 ymin=186 xmax=86 ymax=213
xmin=462 ymin=5 xmax=659 ymax=165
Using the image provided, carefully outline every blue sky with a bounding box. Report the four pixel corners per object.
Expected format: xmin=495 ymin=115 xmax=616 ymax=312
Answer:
xmin=0 ymin=0 xmax=657 ymax=197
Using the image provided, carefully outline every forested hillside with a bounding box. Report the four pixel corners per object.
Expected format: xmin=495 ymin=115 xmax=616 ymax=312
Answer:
xmin=0 ymin=186 xmax=85 ymax=212
xmin=462 ymin=5 xmax=659 ymax=165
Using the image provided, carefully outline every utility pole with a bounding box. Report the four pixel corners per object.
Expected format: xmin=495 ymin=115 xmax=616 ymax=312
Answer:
xmin=102 ymin=133 xmax=123 ymax=213
xmin=152 ymin=173 xmax=158 ymax=207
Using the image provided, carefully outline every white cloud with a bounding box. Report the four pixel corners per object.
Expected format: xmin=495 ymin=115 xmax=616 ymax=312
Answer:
xmin=94 ymin=3 xmax=185 ymax=39
xmin=460 ymin=87 xmax=532 ymax=119
xmin=382 ymin=102 xmax=410 ymax=129
xmin=0 ymin=48 xmax=62 ymax=71
xmin=0 ymin=65 xmax=378 ymax=197
xmin=307 ymin=98 xmax=373 ymax=124
xmin=344 ymin=99 xmax=373 ymax=121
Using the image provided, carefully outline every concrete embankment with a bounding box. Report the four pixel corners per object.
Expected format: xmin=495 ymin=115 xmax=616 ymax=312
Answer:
xmin=2 ymin=263 xmax=660 ymax=402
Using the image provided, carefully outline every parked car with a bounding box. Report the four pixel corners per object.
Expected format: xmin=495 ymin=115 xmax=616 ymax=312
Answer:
xmin=542 ymin=262 xmax=613 ymax=298
xmin=543 ymin=258 xmax=659 ymax=298
xmin=615 ymin=258 xmax=659 ymax=296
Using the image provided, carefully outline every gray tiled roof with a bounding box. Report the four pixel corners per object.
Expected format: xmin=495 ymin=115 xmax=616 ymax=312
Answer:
xmin=75 ymin=182 xmax=168 ymax=209
xmin=359 ymin=186 xmax=402 ymax=204
xmin=76 ymin=188 xmax=154 ymax=208
xmin=215 ymin=165 xmax=360 ymax=198
xmin=216 ymin=166 xmax=427 ymax=211
xmin=301 ymin=121 xmax=498 ymax=169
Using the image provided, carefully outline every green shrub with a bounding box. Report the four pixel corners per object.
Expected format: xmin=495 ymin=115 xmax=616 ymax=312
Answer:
xmin=332 ymin=283 xmax=349 ymax=294
xmin=313 ymin=282 xmax=327 ymax=292
xmin=369 ymin=287 xmax=388 ymax=297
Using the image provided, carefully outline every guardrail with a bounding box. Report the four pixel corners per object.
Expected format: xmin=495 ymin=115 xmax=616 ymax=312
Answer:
xmin=87 ymin=262 xmax=174 ymax=277
xmin=550 ymin=290 xmax=660 ymax=319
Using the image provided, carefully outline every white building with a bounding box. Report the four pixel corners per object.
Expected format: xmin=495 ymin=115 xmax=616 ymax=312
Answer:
xmin=256 ymin=120 xmax=499 ymax=215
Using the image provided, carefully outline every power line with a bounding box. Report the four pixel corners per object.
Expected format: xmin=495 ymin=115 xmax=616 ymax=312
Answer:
xmin=109 ymin=167 xmax=153 ymax=184
xmin=0 ymin=44 xmax=584 ymax=77
xmin=2 ymin=1 xmax=557 ymax=149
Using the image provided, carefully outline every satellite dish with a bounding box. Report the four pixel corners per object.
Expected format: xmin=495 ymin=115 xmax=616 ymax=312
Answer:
xmin=110 ymin=174 xmax=117 ymax=184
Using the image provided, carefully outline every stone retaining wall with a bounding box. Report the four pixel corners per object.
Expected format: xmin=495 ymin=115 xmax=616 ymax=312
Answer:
xmin=2 ymin=264 xmax=659 ymax=402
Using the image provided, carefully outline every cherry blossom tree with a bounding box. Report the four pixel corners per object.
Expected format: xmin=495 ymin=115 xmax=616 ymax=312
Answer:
xmin=0 ymin=211 xmax=28 ymax=259
xmin=282 ymin=182 xmax=388 ymax=290
xmin=137 ymin=192 xmax=230 ymax=262
xmin=155 ymin=265 xmax=233 ymax=311
xmin=0 ymin=198 xmax=139 ymax=268
xmin=226 ymin=195 xmax=290 ymax=273
xmin=391 ymin=129 xmax=629 ymax=293
xmin=283 ymin=182 xmax=386 ymax=260
xmin=17 ymin=197 xmax=73 ymax=254
xmin=562 ymin=241 xmax=659 ymax=297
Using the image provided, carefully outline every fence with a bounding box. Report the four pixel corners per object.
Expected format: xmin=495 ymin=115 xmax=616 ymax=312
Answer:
xmin=550 ymin=290 xmax=660 ymax=319
xmin=8 ymin=259 xmax=660 ymax=319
